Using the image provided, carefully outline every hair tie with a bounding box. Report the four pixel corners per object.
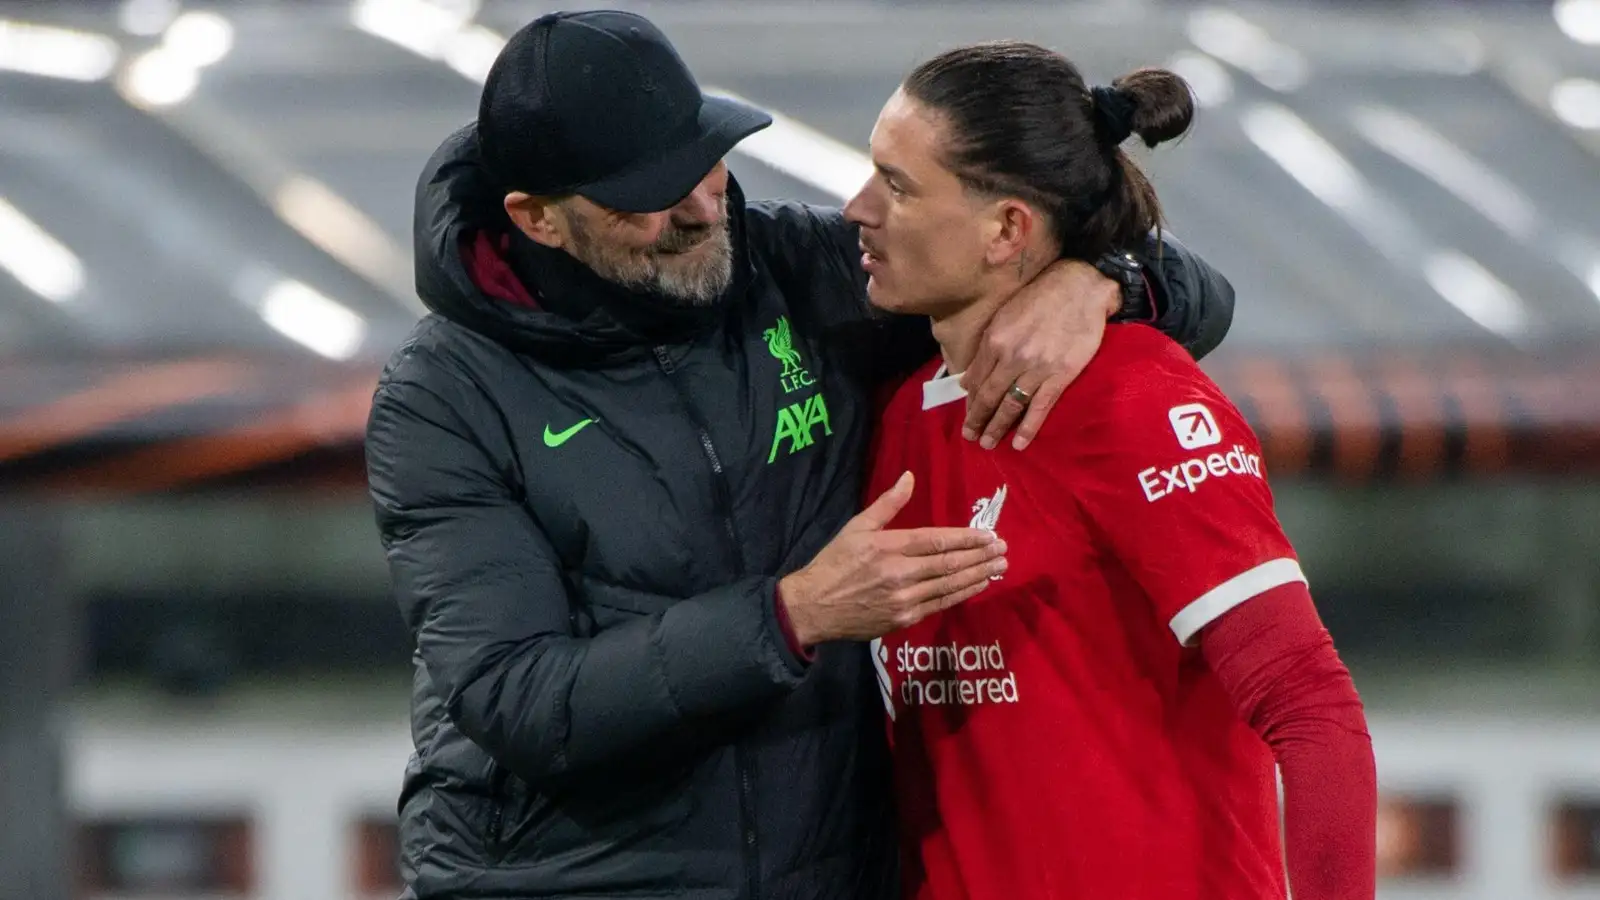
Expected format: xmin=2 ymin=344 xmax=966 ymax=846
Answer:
xmin=1090 ymin=85 xmax=1137 ymax=147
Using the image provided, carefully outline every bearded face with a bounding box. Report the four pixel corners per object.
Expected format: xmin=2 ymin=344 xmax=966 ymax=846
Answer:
xmin=561 ymin=194 xmax=734 ymax=306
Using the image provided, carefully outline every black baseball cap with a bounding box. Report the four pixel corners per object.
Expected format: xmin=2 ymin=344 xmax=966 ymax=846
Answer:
xmin=478 ymin=10 xmax=773 ymax=213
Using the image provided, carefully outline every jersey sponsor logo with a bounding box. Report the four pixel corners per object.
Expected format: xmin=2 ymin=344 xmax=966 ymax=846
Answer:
xmin=969 ymin=484 xmax=1007 ymax=581
xmin=870 ymin=638 xmax=896 ymax=720
xmin=883 ymin=640 xmax=1020 ymax=714
xmin=1139 ymin=444 xmax=1263 ymax=502
xmin=764 ymin=316 xmax=832 ymax=463
xmin=767 ymin=393 xmax=833 ymax=463
xmin=1168 ymin=402 xmax=1221 ymax=450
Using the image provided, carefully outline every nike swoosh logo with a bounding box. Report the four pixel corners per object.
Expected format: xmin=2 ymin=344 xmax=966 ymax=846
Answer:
xmin=543 ymin=418 xmax=595 ymax=447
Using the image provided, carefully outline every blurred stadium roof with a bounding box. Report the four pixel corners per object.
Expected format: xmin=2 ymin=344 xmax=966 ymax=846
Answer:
xmin=1 ymin=0 xmax=1598 ymax=490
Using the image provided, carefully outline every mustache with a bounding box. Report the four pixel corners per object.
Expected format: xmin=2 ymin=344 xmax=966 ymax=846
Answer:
xmin=652 ymin=199 xmax=730 ymax=253
xmin=654 ymin=223 xmax=718 ymax=253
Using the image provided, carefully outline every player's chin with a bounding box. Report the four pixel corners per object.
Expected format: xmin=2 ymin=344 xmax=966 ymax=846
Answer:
xmin=866 ymin=274 xmax=918 ymax=315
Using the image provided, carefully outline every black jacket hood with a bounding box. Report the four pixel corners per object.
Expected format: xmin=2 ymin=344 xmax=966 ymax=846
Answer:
xmin=412 ymin=123 xmax=757 ymax=366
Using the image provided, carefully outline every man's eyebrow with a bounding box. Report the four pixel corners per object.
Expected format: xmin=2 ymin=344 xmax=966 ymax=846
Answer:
xmin=875 ymin=162 xmax=914 ymax=188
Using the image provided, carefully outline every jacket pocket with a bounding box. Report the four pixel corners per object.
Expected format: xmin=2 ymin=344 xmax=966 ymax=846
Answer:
xmin=492 ymin=764 xmax=699 ymax=869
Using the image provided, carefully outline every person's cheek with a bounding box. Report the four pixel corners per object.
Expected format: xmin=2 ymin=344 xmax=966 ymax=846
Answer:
xmin=629 ymin=214 xmax=667 ymax=248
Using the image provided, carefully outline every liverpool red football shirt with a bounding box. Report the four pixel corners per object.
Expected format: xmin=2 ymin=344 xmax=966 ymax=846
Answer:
xmin=867 ymin=324 xmax=1305 ymax=900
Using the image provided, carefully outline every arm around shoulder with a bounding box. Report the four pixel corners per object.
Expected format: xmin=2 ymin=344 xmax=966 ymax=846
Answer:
xmin=745 ymin=199 xmax=937 ymax=381
xmin=743 ymin=200 xmax=865 ymax=322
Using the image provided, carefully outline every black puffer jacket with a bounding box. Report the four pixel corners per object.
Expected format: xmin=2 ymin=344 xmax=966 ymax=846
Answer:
xmin=365 ymin=124 xmax=1235 ymax=900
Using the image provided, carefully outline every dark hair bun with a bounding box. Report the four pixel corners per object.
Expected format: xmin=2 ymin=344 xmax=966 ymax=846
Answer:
xmin=1113 ymin=67 xmax=1196 ymax=148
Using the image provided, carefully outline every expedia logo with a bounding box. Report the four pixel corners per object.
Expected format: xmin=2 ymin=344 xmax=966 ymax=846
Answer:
xmin=1138 ymin=444 xmax=1263 ymax=502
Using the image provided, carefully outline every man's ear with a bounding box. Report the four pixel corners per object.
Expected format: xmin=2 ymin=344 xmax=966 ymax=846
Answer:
xmin=984 ymin=199 xmax=1036 ymax=270
xmin=504 ymin=192 xmax=565 ymax=249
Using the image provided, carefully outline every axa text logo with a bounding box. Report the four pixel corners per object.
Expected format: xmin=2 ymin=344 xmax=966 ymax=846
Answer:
xmin=768 ymin=393 xmax=833 ymax=463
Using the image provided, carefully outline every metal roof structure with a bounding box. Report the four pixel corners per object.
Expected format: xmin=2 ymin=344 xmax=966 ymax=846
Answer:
xmin=1 ymin=0 xmax=1597 ymax=491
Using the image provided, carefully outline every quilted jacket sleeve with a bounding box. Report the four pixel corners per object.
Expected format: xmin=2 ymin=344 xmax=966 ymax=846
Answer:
xmin=366 ymin=360 xmax=806 ymax=788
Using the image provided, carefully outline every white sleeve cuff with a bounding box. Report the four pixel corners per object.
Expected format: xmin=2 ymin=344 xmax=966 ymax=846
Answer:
xmin=1169 ymin=558 xmax=1307 ymax=646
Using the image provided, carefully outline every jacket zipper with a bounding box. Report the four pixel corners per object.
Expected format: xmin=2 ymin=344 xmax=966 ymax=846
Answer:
xmin=739 ymin=750 xmax=758 ymax=900
xmin=485 ymin=762 xmax=509 ymax=860
xmin=651 ymin=345 xmax=760 ymax=899
xmin=651 ymin=347 xmax=744 ymax=573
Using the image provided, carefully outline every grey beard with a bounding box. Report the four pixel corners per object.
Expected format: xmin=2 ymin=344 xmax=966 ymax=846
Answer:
xmin=568 ymin=220 xmax=735 ymax=306
xmin=619 ymin=233 xmax=734 ymax=306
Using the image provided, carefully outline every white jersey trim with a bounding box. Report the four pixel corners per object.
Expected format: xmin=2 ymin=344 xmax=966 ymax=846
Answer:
xmin=922 ymin=364 xmax=967 ymax=410
xmin=1169 ymin=557 xmax=1307 ymax=646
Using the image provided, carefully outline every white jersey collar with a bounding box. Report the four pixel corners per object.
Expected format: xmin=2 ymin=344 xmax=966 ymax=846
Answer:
xmin=921 ymin=363 xmax=968 ymax=410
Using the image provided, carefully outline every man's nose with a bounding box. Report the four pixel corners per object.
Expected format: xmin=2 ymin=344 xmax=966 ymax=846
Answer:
xmin=673 ymin=171 xmax=726 ymax=224
xmin=843 ymin=186 xmax=875 ymax=228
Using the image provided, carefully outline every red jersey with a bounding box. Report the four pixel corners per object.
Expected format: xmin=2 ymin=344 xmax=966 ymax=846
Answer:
xmin=867 ymin=325 xmax=1305 ymax=900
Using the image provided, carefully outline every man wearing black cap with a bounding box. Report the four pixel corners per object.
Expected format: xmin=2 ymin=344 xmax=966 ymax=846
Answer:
xmin=366 ymin=10 xmax=1235 ymax=900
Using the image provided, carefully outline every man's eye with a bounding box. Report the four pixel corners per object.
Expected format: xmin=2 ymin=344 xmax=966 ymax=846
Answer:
xmin=887 ymin=181 xmax=907 ymax=197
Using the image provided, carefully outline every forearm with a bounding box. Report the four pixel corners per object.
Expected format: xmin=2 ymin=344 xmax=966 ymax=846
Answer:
xmin=447 ymin=576 xmax=806 ymax=786
xmin=1278 ymin=708 xmax=1379 ymax=900
xmin=1200 ymin=583 xmax=1377 ymax=900
xmin=367 ymin=376 xmax=811 ymax=788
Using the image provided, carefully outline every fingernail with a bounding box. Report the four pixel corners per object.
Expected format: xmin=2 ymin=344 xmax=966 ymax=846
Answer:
xmin=962 ymin=428 xmax=978 ymax=441
xmin=993 ymin=540 xmax=1008 ymax=555
xmin=1012 ymin=436 xmax=1028 ymax=451
xmin=991 ymin=558 xmax=1008 ymax=574
xmin=979 ymin=436 xmax=996 ymax=450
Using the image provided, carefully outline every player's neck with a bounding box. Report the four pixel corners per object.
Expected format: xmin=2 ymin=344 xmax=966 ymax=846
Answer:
xmin=931 ymin=248 xmax=1054 ymax=375
xmin=931 ymin=284 xmax=1024 ymax=376
xmin=932 ymin=296 xmax=997 ymax=376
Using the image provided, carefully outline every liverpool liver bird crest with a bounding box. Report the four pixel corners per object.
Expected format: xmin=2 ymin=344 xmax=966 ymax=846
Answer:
xmin=763 ymin=316 xmax=805 ymax=379
xmin=970 ymin=485 xmax=1007 ymax=533
xmin=969 ymin=485 xmax=1007 ymax=580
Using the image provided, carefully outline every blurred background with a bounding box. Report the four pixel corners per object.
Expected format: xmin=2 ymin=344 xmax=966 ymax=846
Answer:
xmin=0 ymin=0 xmax=1597 ymax=897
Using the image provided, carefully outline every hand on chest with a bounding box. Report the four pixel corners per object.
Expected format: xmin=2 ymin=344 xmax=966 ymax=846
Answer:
xmin=921 ymin=448 xmax=1060 ymax=585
